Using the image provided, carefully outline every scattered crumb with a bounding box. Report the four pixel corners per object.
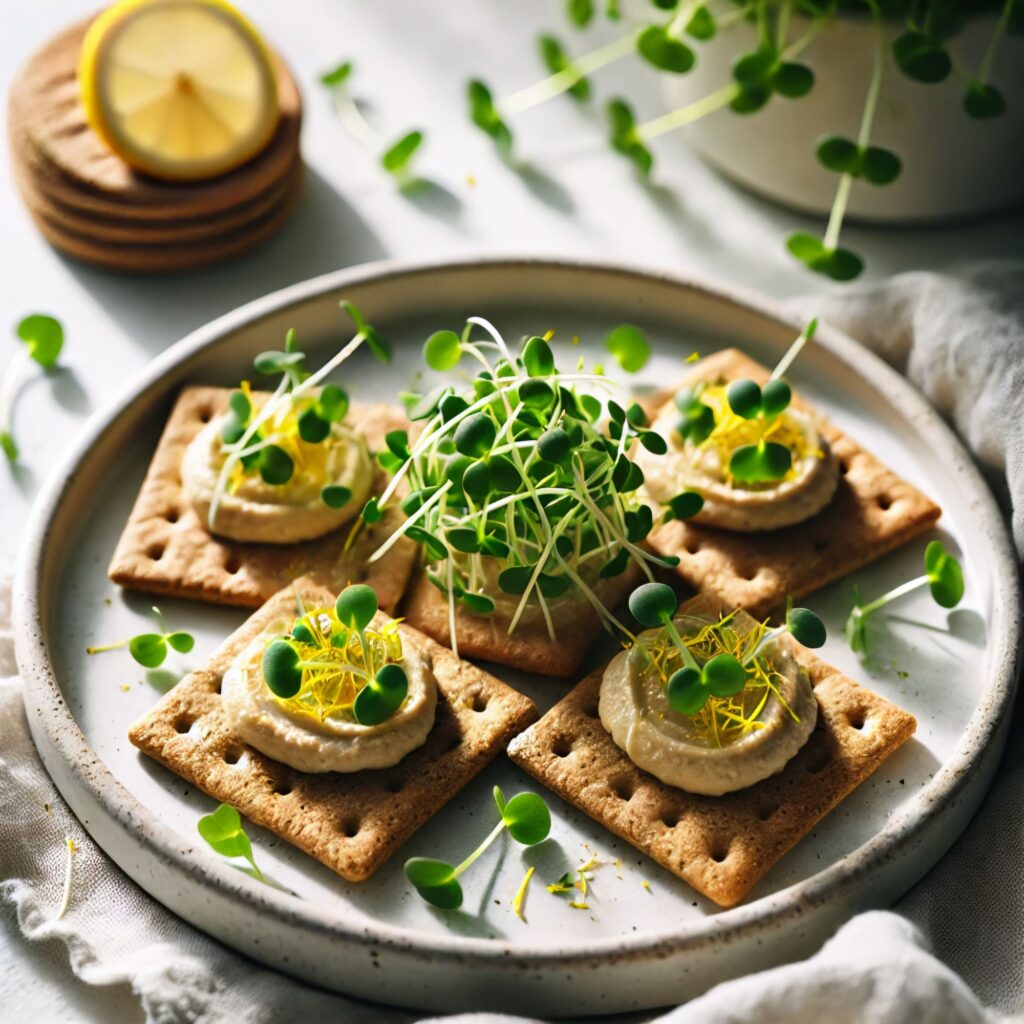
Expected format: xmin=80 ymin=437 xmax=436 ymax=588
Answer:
xmin=642 ymin=880 xmax=652 ymax=893
xmin=103 ymin=598 xmax=112 ymax=606
xmin=121 ymin=684 xmax=131 ymax=692
xmin=686 ymin=351 xmax=700 ymax=363
xmin=44 ymin=803 xmax=52 ymax=814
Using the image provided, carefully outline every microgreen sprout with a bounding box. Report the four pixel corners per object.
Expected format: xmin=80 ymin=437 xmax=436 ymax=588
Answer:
xmin=627 ymin=582 xmax=824 ymax=738
xmin=1 ymin=315 xmax=64 ymax=462
xmin=320 ymin=61 xmax=425 ymax=184
xmin=197 ymin=803 xmax=266 ymax=883
xmin=367 ymin=318 xmax=678 ymax=654
xmin=260 ymin=585 xmax=409 ymax=726
xmin=207 ymin=302 xmax=390 ymax=532
xmin=605 ymin=324 xmax=650 ymax=373
xmin=405 ymin=786 xmax=551 ymax=909
xmin=86 ymin=606 xmax=194 ymax=668
xmin=846 ymin=540 xmax=965 ymax=655
xmin=669 ymin=320 xmax=818 ymax=489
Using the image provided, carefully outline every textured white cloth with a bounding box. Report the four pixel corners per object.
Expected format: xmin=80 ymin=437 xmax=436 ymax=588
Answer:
xmin=2 ymin=265 xmax=1022 ymax=1024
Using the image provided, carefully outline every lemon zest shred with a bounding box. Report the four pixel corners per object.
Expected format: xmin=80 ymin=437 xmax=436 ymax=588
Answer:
xmin=56 ymin=838 xmax=76 ymax=920
xmin=513 ymin=866 xmax=535 ymax=920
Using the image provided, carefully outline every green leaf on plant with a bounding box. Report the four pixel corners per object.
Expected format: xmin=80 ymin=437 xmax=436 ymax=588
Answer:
xmin=1 ymin=432 xmax=18 ymax=462
xmin=404 ymin=857 xmax=463 ymax=909
xmin=665 ymin=490 xmax=704 ymax=521
xmin=637 ymin=26 xmax=695 ymax=74
xmin=424 ymin=330 xmax=463 ymax=371
xmin=729 ymin=439 xmax=792 ymax=482
xmin=816 ymin=135 xmax=860 ymax=174
xmin=540 ymin=36 xmax=590 ymax=101
xmin=381 ymin=130 xmax=424 ymax=175
xmin=354 ymin=663 xmax=408 ymax=725
xmin=498 ymin=790 xmax=552 ymax=845
xmin=924 ymin=540 xmax=964 ymax=608
xmin=771 ymin=61 xmax=813 ymax=98
xmin=128 ymin=633 xmax=167 ymax=668
xmin=963 ymin=83 xmax=1005 ymax=119
xmin=567 ymin=0 xmax=594 ymax=27
xmin=786 ymin=232 xmax=864 ymax=282
xmin=605 ymin=324 xmax=650 ymax=373
xmin=320 ymin=61 xmax=353 ymax=87
xmin=892 ymin=32 xmax=951 ymax=84
xmin=685 ymin=5 xmax=716 ymax=40
xmin=17 ymin=314 xmax=64 ymax=368
xmin=322 ymin=484 xmax=352 ymax=509
xmin=607 ymin=98 xmax=654 ymax=175
xmin=467 ymin=80 xmax=513 ymax=154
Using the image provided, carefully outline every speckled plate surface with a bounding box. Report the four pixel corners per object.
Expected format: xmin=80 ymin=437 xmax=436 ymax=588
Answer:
xmin=14 ymin=258 xmax=1021 ymax=1016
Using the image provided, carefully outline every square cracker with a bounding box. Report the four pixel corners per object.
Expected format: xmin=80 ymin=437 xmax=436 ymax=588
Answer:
xmin=507 ymin=595 xmax=916 ymax=907
xmin=401 ymin=567 xmax=640 ymax=679
xmin=109 ymin=386 xmax=417 ymax=610
xmin=641 ymin=349 xmax=941 ymax=619
xmin=128 ymin=581 xmax=538 ymax=882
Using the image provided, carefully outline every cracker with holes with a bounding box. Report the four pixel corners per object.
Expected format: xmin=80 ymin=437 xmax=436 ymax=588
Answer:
xmin=129 ymin=580 xmax=537 ymax=881
xmin=110 ymin=311 xmax=420 ymax=608
xmin=507 ymin=589 xmax=916 ymax=908
xmin=633 ymin=345 xmax=940 ymax=619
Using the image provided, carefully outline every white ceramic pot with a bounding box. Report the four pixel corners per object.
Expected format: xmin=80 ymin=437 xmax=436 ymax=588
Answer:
xmin=659 ymin=11 xmax=1024 ymax=223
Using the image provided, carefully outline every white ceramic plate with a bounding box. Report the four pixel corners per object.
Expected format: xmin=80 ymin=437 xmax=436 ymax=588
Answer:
xmin=15 ymin=258 xmax=1020 ymax=1016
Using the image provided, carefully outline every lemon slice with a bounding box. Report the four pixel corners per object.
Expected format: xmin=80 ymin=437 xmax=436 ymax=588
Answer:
xmin=79 ymin=0 xmax=279 ymax=181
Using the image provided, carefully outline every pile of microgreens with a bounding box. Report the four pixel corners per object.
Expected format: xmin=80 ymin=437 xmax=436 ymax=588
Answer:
xmin=628 ymin=582 xmax=825 ymax=743
xmin=460 ymin=0 xmax=1018 ymax=281
xmin=361 ymin=319 xmax=704 ymax=654
xmin=847 ymin=539 xmax=964 ymax=655
xmin=197 ymin=803 xmax=266 ymax=883
xmin=86 ymin=606 xmax=195 ymax=667
xmin=1 ymin=315 xmax=64 ymax=463
xmin=405 ymin=785 xmax=551 ymax=909
xmin=320 ymin=62 xmax=425 ymax=186
xmin=208 ymin=301 xmax=391 ymax=532
xmin=675 ymin=319 xmax=817 ymax=486
xmin=261 ymin=585 xmax=409 ymax=726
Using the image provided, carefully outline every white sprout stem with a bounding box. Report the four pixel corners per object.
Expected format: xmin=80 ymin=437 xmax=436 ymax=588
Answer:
xmin=667 ymin=0 xmax=702 ymax=38
xmin=857 ymin=574 xmax=928 ymax=618
xmin=776 ymin=0 xmax=792 ymax=48
xmin=452 ymin=818 xmax=507 ymax=878
xmin=329 ymin=87 xmax=382 ymax=154
xmin=741 ymin=625 xmax=786 ymax=666
xmin=369 ymin=479 xmax=453 ymax=562
xmin=662 ymin=616 xmax=701 ymax=670
xmin=770 ymin=320 xmax=817 ymax=381
xmin=0 ymin=347 xmax=30 ymax=442
xmin=824 ymin=20 xmax=884 ymax=252
xmin=978 ymin=0 xmax=1013 ymax=84
xmin=446 ymin=557 xmax=459 ymax=658
xmin=498 ymin=29 xmax=640 ymax=116
xmin=466 ymin=316 xmax=513 ymax=361
xmin=507 ymin=514 xmax=574 ymax=635
xmin=56 ymin=838 xmax=75 ymax=920
xmin=208 ymin=327 xmax=367 ymax=530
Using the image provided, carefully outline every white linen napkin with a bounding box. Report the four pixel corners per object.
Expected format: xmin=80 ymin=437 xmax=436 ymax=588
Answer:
xmin=2 ymin=263 xmax=1022 ymax=1023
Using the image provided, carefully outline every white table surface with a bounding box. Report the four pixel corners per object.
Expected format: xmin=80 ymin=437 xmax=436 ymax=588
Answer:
xmin=2 ymin=2 xmax=1022 ymax=1020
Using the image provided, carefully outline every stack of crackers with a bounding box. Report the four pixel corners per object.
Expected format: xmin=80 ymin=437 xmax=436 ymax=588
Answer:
xmin=7 ymin=19 xmax=303 ymax=273
xmin=113 ymin=352 xmax=938 ymax=908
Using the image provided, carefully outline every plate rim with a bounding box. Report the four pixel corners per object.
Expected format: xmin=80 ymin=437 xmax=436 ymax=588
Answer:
xmin=14 ymin=254 xmax=1022 ymax=968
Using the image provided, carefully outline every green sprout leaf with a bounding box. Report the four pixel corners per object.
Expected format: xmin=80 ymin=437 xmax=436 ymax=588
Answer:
xmin=318 ymin=384 xmax=349 ymax=422
xmin=340 ymin=300 xmax=392 ymax=364
xmin=381 ymin=130 xmax=424 ymax=176
xmin=405 ymin=857 xmax=463 ymax=909
xmin=607 ymin=98 xmax=653 ymax=175
xmin=298 ymin=406 xmax=330 ymax=443
xmin=254 ymin=350 xmax=305 ymax=376
xmin=258 ymin=445 xmax=295 ymax=485
xmin=726 ymin=379 xmax=762 ymax=420
xmin=760 ymin=378 xmax=791 ymax=418
xmin=361 ymin=496 xmax=383 ymax=524
xmin=637 ymin=26 xmax=695 ymax=74
xmin=540 ymin=36 xmax=590 ymax=101
xmin=667 ymin=666 xmax=705 ymax=715
xmin=567 ymin=0 xmax=594 ymax=27
xmin=320 ymin=61 xmax=353 ymax=87
xmin=353 ymin=663 xmax=408 ymax=725
xmin=786 ymin=232 xmax=864 ymax=282
xmin=262 ymin=639 xmax=303 ymax=698
xmin=667 ymin=653 xmax=747 ymax=714
xmin=665 ymin=490 xmax=704 ymax=521
xmin=892 ymin=31 xmax=951 ymax=84
xmin=166 ymin=631 xmax=195 ymax=654
xmin=963 ymin=83 xmax=1005 ymax=119
xmin=730 ymin=439 xmax=792 ymax=483
xmin=674 ymin=389 xmax=715 ymax=444
xmin=198 ymin=803 xmax=265 ymax=882
xmin=771 ymin=61 xmax=814 ymax=97
xmin=522 ymin=335 xmax=556 ymax=376
xmin=816 ymin=136 xmax=901 ymax=186
xmin=496 ymin=787 xmax=552 ymax=845
xmin=538 ymin=427 xmax=572 ymax=465
xmin=0 ymin=433 xmax=17 ymax=462
xmin=468 ymin=80 xmax=513 ymax=154
xmin=424 ymin=330 xmax=463 ymax=371
xmin=787 ymin=606 xmax=826 ymax=649
xmin=685 ymin=6 xmax=716 ymax=40
xmin=128 ymin=633 xmax=167 ymax=668
xmin=924 ymin=540 xmax=965 ymax=608
xmin=454 ymin=413 xmax=497 ymax=458
xmin=629 ymin=581 xmax=678 ymax=628
xmin=16 ymin=314 xmax=64 ymax=368
xmin=335 ymin=584 xmax=378 ymax=632
xmin=605 ymin=324 xmax=650 ymax=373
xmin=321 ymin=484 xmax=352 ymax=509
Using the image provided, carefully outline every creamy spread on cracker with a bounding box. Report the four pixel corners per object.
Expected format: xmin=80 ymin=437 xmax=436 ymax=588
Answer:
xmin=222 ymin=592 xmax=437 ymax=773
xmin=638 ymin=377 xmax=839 ymax=532
xmin=182 ymin=393 xmax=372 ymax=544
xmin=599 ymin=612 xmax=817 ymax=795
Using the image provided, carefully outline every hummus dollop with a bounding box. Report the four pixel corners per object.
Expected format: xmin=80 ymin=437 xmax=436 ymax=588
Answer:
xmin=222 ymin=614 xmax=437 ymax=773
xmin=182 ymin=401 xmax=373 ymax=544
xmin=599 ymin=614 xmax=817 ymax=795
xmin=637 ymin=383 xmax=839 ymax=532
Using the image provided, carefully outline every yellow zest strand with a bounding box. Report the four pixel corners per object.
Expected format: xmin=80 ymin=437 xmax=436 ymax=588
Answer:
xmin=513 ymin=866 xmax=535 ymax=920
xmin=56 ymin=838 xmax=76 ymax=920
